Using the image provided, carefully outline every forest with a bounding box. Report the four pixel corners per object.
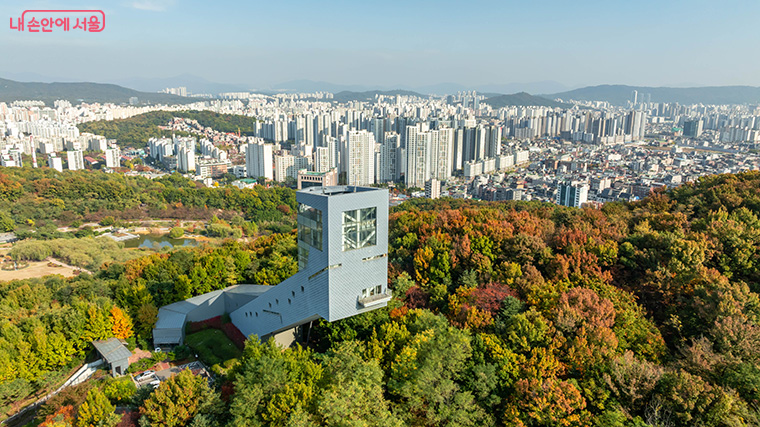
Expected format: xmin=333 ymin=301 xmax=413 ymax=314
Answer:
xmin=1 ymin=171 xmax=759 ymax=426
xmin=76 ymin=110 xmax=263 ymax=148
xmin=0 ymin=167 xmax=295 ymax=238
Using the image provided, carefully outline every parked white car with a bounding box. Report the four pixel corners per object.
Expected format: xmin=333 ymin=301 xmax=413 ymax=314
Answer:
xmin=135 ymin=370 xmax=155 ymax=381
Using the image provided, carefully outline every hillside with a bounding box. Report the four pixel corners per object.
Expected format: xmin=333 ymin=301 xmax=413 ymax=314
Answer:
xmin=2 ymin=169 xmax=760 ymax=425
xmin=546 ymin=84 xmax=760 ymax=106
xmin=77 ymin=110 xmax=261 ymax=148
xmin=0 ymin=77 xmax=195 ymax=105
xmin=483 ymin=92 xmax=571 ymax=108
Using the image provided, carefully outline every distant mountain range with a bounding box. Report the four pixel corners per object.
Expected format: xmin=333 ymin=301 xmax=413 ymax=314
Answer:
xmin=328 ymin=90 xmax=425 ymax=103
xmin=0 ymin=77 xmax=193 ymax=105
xmin=112 ymin=74 xmax=253 ymax=94
xmin=3 ymin=75 xmax=759 ymax=107
xmin=271 ymin=79 xmax=569 ymax=96
xmin=483 ymin=92 xmax=570 ymax=109
xmin=545 ymin=84 xmax=760 ymax=106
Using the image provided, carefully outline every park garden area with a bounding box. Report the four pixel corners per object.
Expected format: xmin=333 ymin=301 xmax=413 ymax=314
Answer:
xmin=184 ymin=329 xmax=242 ymax=367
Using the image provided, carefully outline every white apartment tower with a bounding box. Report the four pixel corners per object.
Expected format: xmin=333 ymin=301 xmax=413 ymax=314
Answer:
xmin=67 ymin=150 xmax=84 ymax=171
xmin=48 ymin=154 xmax=63 ymax=172
xmin=246 ymin=140 xmax=274 ymax=180
xmin=347 ymin=130 xmax=375 ymax=186
xmin=105 ymin=147 xmax=121 ymax=168
xmin=405 ymin=125 xmax=454 ymax=188
xmin=177 ymin=147 xmax=195 ymax=173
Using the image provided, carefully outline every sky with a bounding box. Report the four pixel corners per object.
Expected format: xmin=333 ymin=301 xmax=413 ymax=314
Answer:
xmin=1 ymin=0 xmax=759 ymax=91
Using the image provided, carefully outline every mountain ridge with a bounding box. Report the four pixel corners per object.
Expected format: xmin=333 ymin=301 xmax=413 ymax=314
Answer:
xmin=484 ymin=92 xmax=571 ymax=108
xmin=545 ymin=84 xmax=760 ymax=105
xmin=0 ymin=77 xmax=195 ymax=105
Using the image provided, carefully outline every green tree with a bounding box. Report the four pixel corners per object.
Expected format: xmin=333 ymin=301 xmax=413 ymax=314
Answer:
xmin=103 ymin=378 xmax=137 ymax=404
xmin=230 ymin=339 xmax=322 ymax=427
xmin=77 ymin=388 xmax=120 ymax=427
xmin=169 ymin=227 xmax=185 ymax=239
xmin=140 ymin=369 xmax=215 ymax=427
xmin=316 ymin=341 xmax=402 ymax=426
xmin=387 ymin=311 xmax=486 ymax=426
xmin=0 ymin=211 xmax=15 ymax=232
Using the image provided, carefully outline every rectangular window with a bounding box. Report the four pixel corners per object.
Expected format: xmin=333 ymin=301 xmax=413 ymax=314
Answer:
xmin=298 ymin=244 xmax=309 ymax=271
xmin=342 ymin=207 xmax=377 ymax=251
xmin=297 ymin=203 xmax=322 ymax=250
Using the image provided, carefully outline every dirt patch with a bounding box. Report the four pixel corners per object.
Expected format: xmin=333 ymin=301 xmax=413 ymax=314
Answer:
xmin=128 ymin=348 xmax=152 ymax=365
xmin=0 ymin=261 xmax=78 ymax=281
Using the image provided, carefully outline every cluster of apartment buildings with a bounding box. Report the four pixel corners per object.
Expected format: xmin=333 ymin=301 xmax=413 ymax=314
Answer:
xmin=2 ymin=89 xmax=760 ymax=210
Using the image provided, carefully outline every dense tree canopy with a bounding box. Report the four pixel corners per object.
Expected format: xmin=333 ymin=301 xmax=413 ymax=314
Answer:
xmin=76 ymin=110 xmax=262 ymax=148
xmin=2 ymin=170 xmax=760 ymax=426
xmin=0 ymin=167 xmax=296 ymax=235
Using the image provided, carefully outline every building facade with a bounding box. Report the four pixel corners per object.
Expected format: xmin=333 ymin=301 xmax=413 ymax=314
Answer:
xmin=556 ymin=182 xmax=589 ymax=208
xmin=230 ymin=186 xmax=390 ymax=340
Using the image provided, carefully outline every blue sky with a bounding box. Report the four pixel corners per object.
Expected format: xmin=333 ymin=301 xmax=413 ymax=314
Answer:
xmin=1 ymin=0 xmax=759 ymax=91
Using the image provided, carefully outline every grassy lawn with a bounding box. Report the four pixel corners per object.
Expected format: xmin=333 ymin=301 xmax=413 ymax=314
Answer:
xmin=185 ymin=329 xmax=242 ymax=366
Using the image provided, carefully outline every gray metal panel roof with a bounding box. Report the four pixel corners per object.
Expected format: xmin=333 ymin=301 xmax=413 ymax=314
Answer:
xmin=92 ymin=338 xmax=132 ymax=363
xmin=224 ymin=284 xmax=271 ymax=296
xmin=155 ymin=308 xmax=187 ymax=329
xmin=186 ymin=289 xmax=224 ymax=306
xmin=153 ymin=328 xmax=183 ymax=344
xmin=160 ymin=300 xmax=198 ymax=315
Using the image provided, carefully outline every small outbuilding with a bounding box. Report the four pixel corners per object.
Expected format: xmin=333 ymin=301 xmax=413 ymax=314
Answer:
xmin=92 ymin=338 xmax=132 ymax=376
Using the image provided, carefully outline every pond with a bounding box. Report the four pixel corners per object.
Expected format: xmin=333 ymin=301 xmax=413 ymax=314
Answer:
xmin=123 ymin=234 xmax=199 ymax=249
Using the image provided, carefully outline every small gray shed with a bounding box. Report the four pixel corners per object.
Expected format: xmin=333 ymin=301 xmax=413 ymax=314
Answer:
xmin=92 ymin=338 xmax=132 ymax=376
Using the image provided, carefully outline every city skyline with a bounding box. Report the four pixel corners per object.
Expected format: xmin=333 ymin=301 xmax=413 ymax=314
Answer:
xmin=2 ymin=0 xmax=760 ymax=91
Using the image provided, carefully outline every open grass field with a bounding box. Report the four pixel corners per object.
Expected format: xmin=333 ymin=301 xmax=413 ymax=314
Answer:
xmin=184 ymin=329 xmax=242 ymax=366
xmin=0 ymin=260 xmax=78 ymax=281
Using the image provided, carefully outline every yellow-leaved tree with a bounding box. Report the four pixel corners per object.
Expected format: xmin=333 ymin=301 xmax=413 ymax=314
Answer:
xmin=110 ymin=306 xmax=134 ymax=340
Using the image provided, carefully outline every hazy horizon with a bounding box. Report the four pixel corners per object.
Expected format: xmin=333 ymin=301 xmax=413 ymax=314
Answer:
xmin=2 ymin=0 xmax=759 ymax=91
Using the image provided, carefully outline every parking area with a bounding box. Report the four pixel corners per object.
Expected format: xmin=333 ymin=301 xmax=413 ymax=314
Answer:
xmin=132 ymin=371 xmax=160 ymax=388
xmin=131 ymin=361 xmax=210 ymax=388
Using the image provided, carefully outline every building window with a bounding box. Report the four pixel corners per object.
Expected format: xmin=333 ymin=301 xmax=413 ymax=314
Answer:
xmin=342 ymin=207 xmax=377 ymax=251
xmin=361 ymin=285 xmax=383 ymax=299
xmin=298 ymin=245 xmax=309 ymax=270
xmin=298 ymin=203 xmax=322 ymax=250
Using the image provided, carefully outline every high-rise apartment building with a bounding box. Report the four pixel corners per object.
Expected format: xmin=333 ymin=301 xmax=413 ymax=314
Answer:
xmin=48 ymin=154 xmax=63 ymax=172
xmin=425 ymin=178 xmax=441 ymax=199
xmin=177 ymin=147 xmax=195 ymax=173
xmin=246 ymin=140 xmax=274 ymax=180
xmin=105 ymin=147 xmax=121 ymax=168
xmin=556 ymin=182 xmax=589 ymax=208
xmin=347 ymin=130 xmax=375 ymax=186
xmin=67 ymin=150 xmax=84 ymax=171
xmin=683 ymin=119 xmax=703 ymax=138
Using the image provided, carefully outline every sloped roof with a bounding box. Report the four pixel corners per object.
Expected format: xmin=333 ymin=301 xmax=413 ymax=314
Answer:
xmin=92 ymin=338 xmax=132 ymax=364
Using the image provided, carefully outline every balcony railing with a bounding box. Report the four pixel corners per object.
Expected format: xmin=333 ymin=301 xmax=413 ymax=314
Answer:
xmin=358 ymin=292 xmax=392 ymax=308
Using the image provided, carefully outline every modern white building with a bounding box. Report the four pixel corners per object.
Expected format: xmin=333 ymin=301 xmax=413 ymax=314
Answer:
xmin=0 ymin=148 xmax=23 ymax=167
xmin=153 ymin=186 xmax=390 ymax=346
